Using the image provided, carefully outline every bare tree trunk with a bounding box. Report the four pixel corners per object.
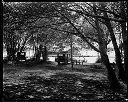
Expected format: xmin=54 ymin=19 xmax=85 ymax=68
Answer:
xmin=94 ymin=18 xmax=107 ymax=64
xmin=97 ymin=36 xmax=120 ymax=89
xmin=92 ymin=3 xmax=121 ymax=89
xmin=42 ymin=45 xmax=48 ymax=62
xmin=19 ymin=33 xmax=32 ymax=53
xmin=105 ymin=20 xmax=125 ymax=82
xmin=100 ymin=3 xmax=125 ymax=82
xmin=34 ymin=46 xmax=41 ymax=62
xmin=120 ymin=22 xmax=127 ymax=84
xmin=6 ymin=33 xmax=17 ymax=61
xmin=123 ymin=39 xmax=128 ymax=84
xmin=120 ymin=1 xmax=127 ymax=84
xmin=102 ymin=54 xmax=121 ymax=89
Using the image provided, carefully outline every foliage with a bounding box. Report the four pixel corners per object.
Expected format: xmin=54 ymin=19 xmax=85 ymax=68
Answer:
xmin=3 ymin=1 xmax=127 ymax=97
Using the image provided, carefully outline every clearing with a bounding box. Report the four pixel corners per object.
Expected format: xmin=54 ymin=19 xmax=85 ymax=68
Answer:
xmin=3 ymin=62 xmax=127 ymax=101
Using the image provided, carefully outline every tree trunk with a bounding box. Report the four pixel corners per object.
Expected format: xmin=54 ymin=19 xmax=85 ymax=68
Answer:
xmin=102 ymin=54 xmax=121 ymax=89
xmin=120 ymin=1 xmax=127 ymax=84
xmin=123 ymin=39 xmax=128 ymax=84
xmin=121 ymin=23 xmax=128 ymax=83
xmin=97 ymin=38 xmax=120 ymax=89
xmin=35 ymin=49 xmax=41 ymax=62
xmin=19 ymin=33 xmax=32 ymax=53
xmin=42 ymin=46 xmax=48 ymax=62
xmin=93 ymin=3 xmax=108 ymax=64
xmin=101 ymin=5 xmax=125 ymax=82
xmin=105 ymin=20 xmax=125 ymax=82
xmin=6 ymin=33 xmax=17 ymax=61
xmin=92 ymin=3 xmax=121 ymax=89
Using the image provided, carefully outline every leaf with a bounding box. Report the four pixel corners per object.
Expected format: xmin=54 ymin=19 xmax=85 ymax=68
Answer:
xmin=28 ymin=95 xmax=34 ymax=98
xmin=43 ymin=96 xmax=51 ymax=98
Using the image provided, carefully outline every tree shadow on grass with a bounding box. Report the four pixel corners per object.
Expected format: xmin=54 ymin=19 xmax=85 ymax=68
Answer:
xmin=3 ymin=72 xmax=126 ymax=101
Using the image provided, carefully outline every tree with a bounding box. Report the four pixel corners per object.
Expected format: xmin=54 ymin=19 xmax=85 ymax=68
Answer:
xmin=119 ymin=1 xmax=127 ymax=84
xmin=3 ymin=2 xmax=32 ymax=61
xmin=46 ymin=2 xmax=121 ymax=88
xmin=92 ymin=3 xmax=120 ymax=87
xmin=62 ymin=2 xmax=127 ymax=84
xmin=3 ymin=2 xmax=54 ymax=61
xmin=3 ymin=2 xmax=126 ymax=88
xmin=97 ymin=2 xmax=127 ymax=83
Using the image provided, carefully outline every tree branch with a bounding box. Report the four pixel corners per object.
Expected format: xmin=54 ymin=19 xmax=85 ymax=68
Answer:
xmin=83 ymin=16 xmax=97 ymax=30
xmin=64 ymin=8 xmax=126 ymax=22
xmin=53 ymin=7 xmax=106 ymax=55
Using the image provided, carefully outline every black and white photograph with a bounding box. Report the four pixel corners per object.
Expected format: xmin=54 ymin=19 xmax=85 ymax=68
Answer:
xmin=3 ymin=2 xmax=127 ymax=101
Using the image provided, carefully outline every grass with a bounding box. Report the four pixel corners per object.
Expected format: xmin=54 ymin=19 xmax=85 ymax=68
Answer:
xmin=3 ymin=62 xmax=127 ymax=101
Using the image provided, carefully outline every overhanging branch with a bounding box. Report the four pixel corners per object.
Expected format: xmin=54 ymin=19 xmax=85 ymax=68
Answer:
xmin=64 ymin=8 xmax=126 ymax=22
xmin=52 ymin=7 xmax=106 ymax=55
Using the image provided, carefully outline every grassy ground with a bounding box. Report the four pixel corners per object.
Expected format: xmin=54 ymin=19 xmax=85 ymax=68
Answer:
xmin=3 ymin=62 xmax=127 ymax=101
